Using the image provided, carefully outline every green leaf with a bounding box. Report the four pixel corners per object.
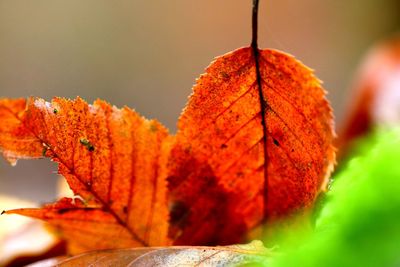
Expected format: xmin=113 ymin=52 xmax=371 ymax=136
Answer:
xmin=273 ymin=128 xmax=400 ymax=267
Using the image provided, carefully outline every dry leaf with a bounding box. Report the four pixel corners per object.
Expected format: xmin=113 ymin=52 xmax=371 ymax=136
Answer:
xmin=168 ymin=47 xmax=335 ymax=244
xmin=0 ymin=47 xmax=335 ymax=252
xmin=29 ymin=240 xmax=271 ymax=267
xmin=1 ymin=97 xmax=172 ymax=252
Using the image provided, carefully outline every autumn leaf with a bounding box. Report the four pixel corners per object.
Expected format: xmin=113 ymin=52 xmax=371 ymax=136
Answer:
xmin=168 ymin=47 xmax=335 ymax=245
xmin=0 ymin=50 xmax=334 ymax=253
xmin=30 ymin=240 xmax=271 ymax=266
xmin=0 ymin=98 xmax=43 ymax=165
xmin=0 ymin=97 xmax=173 ymax=252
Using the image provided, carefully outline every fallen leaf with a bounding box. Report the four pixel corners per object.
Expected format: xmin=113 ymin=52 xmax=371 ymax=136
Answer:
xmin=0 ymin=47 xmax=335 ymax=252
xmin=1 ymin=97 xmax=173 ymax=252
xmin=29 ymin=240 xmax=271 ymax=267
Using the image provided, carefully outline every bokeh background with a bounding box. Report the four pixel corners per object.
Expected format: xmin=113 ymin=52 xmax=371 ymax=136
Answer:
xmin=1 ymin=0 xmax=399 ymax=203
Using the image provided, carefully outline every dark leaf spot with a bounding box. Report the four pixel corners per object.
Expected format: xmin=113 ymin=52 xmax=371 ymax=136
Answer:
xmin=220 ymin=71 xmax=229 ymax=80
xmin=57 ymin=209 xmax=70 ymax=215
xmin=236 ymin=171 xmax=244 ymax=177
xmin=273 ymin=138 xmax=280 ymax=146
xmin=150 ymin=123 xmax=158 ymax=132
xmin=80 ymin=138 xmax=95 ymax=152
xmin=169 ymin=201 xmax=189 ymax=226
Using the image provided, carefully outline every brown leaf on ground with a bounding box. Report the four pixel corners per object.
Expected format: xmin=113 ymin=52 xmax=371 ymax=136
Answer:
xmin=29 ymin=240 xmax=271 ymax=267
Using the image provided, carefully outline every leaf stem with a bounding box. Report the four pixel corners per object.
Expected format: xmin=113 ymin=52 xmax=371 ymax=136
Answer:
xmin=251 ymin=0 xmax=269 ymax=219
xmin=251 ymin=0 xmax=259 ymax=48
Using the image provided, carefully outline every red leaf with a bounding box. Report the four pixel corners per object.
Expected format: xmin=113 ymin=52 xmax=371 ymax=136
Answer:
xmin=0 ymin=47 xmax=335 ymax=252
xmin=168 ymin=47 xmax=335 ymax=245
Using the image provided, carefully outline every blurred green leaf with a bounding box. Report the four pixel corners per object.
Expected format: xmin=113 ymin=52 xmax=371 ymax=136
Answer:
xmin=273 ymin=128 xmax=400 ymax=267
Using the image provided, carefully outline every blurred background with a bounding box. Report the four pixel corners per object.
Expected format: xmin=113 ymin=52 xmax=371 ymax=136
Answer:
xmin=0 ymin=0 xmax=399 ymax=203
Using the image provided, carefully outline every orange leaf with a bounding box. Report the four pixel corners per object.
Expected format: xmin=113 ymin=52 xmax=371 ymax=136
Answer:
xmin=1 ymin=97 xmax=172 ymax=252
xmin=168 ymin=47 xmax=335 ymax=244
xmin=0 ymin=98 xmax=43 ymax=165
xmin=0 ymin=47 xmax=335 ymax=252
